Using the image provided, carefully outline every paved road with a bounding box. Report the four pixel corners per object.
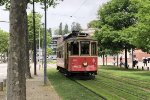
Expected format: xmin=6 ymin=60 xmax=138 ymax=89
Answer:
xmin=0 ymin=63 xmax=7 ymax=82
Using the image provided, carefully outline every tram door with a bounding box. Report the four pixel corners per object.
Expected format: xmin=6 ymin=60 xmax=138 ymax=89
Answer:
xmin=66 ymin=43 xmax=69 ymax=68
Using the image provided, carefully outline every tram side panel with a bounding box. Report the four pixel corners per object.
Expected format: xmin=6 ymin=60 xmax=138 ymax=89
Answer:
xmin=68 ymin=56 xmax=97 ymax=73
xmin=56 ymin=43 xmax=65 ymax=69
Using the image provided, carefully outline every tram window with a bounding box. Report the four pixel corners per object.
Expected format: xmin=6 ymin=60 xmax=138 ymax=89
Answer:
xmin=81 ymin=41 xmax=89 ymax=55
xmin=91 ymin=42 xmax=97 ymax=55
xmin=70 ymin=42 xmax=79 ymax=55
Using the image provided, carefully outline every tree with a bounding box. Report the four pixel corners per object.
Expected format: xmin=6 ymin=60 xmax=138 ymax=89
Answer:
xmin=0 ymin=29 xmax=9 ymax=62
xmin=63 ymin=24 xmax=69 ymax=34
xmin=0 ymin=29 xmax=9 ymax=53
xmin=7 ymin=0 xmax=27 ymax=99
xmin=2 ymin=0 xmax=63 ymax=99
xmin=28 ymin=12 xmax=43 ymax=50
xmin=132 ymin=0 xmax=150 ymax=53
xmin=47 ymin=47 xmax=52 ymax=56
xmin=54 ymin=29 xmax=59 ymax=35
xmin=91 ymin=0 xmax=138 ymax=69
xmin=71 ymin=22 xmax=82 ymax=31
xmin=88 ymin=20 xmax=102 ymax=29
xmin=59 ymin=22 xmax=63 ymax=35
xmin=48 ymin=28 xmax=52 ymax=37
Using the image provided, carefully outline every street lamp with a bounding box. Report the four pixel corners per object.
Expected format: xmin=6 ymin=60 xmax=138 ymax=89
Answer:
xmin=38 ymin=27 xmax=41 ymax=69
xmin=33 ymin=0 xmax=37 ymax=75
xmin=44 ymin=0 xmax=47 ymax=85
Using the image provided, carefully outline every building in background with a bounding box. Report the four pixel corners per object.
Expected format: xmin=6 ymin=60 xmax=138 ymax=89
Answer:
xmin=49 ymin=35 xmax=61 ymax=60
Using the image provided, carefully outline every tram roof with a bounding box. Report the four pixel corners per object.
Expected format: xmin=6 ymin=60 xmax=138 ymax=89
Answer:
xmin=63 ymin=31 xmax=89 ymax=40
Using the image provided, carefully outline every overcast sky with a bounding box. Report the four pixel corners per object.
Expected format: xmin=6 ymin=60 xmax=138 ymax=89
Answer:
xmin=0 ymin=0 xmax=108 ymax=33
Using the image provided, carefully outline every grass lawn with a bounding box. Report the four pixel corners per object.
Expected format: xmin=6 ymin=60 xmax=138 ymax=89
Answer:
xmin=47 ymin=69 xmax=103 ymax=100
xmin=77 ymin=66 xmax=150 ymax=100
xmin=47 ymin=66 xmax=150 ymax=100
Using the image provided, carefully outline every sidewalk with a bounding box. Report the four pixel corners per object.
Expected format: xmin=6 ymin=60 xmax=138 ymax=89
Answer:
xmin=27 ymin=64 xmax=61 ymax=100
xmin=0 ymin=63 xmax=61 ymax=100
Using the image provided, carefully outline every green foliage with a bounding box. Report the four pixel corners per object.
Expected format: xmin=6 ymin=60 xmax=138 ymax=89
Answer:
xmin=28 ymin=12 xmax=42 ymax=49
xmin=91 ymin=0 xmax=140 ymax=55
xmin=0 ymin=29 xmax=9 ymax=53
xmin=90 ymin=0 xmax=150 ymax=53
xmin=54 ymin=29 xmax=59 ymax=35
xmin=0 ymin=0 xmax=63 ymax=10
xmin=63 ymin=24 xmax=69 ymax=34
xmin=88 ymin=20 xmax=102 ymax=28
xmin=59 ymin=22 xmax=62 ymax=35
xmin=47 ymin=47 xmax=52 ymax=55
xmin=132 ymin=0 xmax=150 ymax=52
xmin=54 ymin=23 xmax=70 ymax=35
xmin=27 ymin=12 xmax=51 ymax=50
xmin=71 ymin=22 xmax=82 ymax=31
xmin=47 ymin=28 xmax=52 ymax=37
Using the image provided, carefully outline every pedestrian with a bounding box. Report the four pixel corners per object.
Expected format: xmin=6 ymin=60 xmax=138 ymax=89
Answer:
xmin=133 ymin=55 xmax=138 ymax=67
xmin=120 ymin=56 xmax=123 ymax=67
xmin=143 ymin=57 xmax=147 ymax=66
xmin=113 ymin=56 xmax=116 ymax=66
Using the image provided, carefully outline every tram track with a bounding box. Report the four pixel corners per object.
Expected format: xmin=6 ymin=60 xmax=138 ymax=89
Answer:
xmin=99 ymin=71 xmax=150 ymax=90
xmin=67 ymin=73 xmax=149 ymax=100
xmin=68 ymin=76 xmax=107 ymax=100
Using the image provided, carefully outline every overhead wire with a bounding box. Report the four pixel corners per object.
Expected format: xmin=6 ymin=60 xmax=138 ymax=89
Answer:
xmin=70 ymin=0 xmax=88 ymax=17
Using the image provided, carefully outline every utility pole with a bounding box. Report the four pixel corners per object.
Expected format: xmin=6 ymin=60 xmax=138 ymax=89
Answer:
xmin=33 ymin=0 xmax=37 ymax=75
xmin=44 ymin=0 xmax=47 ymax=85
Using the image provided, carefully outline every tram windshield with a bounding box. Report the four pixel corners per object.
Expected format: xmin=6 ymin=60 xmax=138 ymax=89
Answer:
xmin=70 ymin=41 xmax=97 ymax=56
xmin=80 ymin=41 xmax=90 ymax=55
xmin=70 ymin=42 xmax=79 ymax=55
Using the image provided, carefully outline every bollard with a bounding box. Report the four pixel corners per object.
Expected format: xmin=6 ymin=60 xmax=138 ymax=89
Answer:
xmin=147 ymin=67 xmax=149 ymax=71
xmin=0 ymin=82 xmax=3 ymax=91
xmin=137 ymin=66 xmax=138 ymax=69
xmin=142 ymin=66 xmax=144 ymax=70
xmin=3 ymin=79 xmax=6 ymax=87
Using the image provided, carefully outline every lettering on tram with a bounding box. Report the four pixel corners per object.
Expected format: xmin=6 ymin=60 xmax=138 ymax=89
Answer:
xmin=56 ymin=31 xmax=98 ymax=78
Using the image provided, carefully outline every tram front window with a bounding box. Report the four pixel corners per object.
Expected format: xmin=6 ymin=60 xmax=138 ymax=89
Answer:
xmin=81 ymin=41 xmax=89 ymax=55
xmin=70 ymin=42 xmax=79 ymax=55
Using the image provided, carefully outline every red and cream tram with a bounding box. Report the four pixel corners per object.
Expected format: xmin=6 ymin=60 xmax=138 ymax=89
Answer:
xmin=56 ymin=31 xmax=98 ymax=76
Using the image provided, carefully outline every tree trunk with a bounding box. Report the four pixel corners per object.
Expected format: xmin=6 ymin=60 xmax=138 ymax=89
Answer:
xmin=117 ymin=54 xmax=118 ymax=66
xmin=125 ymin=47 xmax=128 ymax=69
xmin=7 ymin=0 xmax=26 ymax=100
xmin=24 ymin=6 xmax=31 ymax=78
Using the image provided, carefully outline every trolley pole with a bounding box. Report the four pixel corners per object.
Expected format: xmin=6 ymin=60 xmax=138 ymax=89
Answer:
xmin=33 ymin=0 xmax=37 ymax=75
xmin=44 ymin=0 xmax=47 ymax=85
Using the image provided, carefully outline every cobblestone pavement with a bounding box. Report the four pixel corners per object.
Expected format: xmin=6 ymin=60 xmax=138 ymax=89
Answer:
xmin=27 ymin=63 xmax=61 ymax=100
xmin=0 ymin=63 xmax=61 ymax=100
xmin=0 ymin=91 xmax=5 ymax=100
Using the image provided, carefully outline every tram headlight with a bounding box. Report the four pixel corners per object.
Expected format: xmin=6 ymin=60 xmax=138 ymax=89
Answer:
xmin=83 ymin=62 xmax=88 ymax=67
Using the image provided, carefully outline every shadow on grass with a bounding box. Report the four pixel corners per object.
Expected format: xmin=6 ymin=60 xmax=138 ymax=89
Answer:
xmin=132 ymin=71 xmax=150 ymax=77
xmin=99 ymin=65 xmax=142 ymax=72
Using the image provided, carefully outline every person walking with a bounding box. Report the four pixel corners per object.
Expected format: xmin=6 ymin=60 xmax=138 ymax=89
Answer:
xmin=143 ymin=57 xmax=147 ymax=67
xmin=120 ymin=56 xmax=123 ymax=67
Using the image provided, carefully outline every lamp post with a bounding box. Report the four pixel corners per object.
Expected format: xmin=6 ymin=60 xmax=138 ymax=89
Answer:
xmin=44 ymin=0 xmax=47 ymax=85
xmin=33 ymin=0 xmax=37 ymax=75
xmin=38 ymin=27 xmax=41 ymax=67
